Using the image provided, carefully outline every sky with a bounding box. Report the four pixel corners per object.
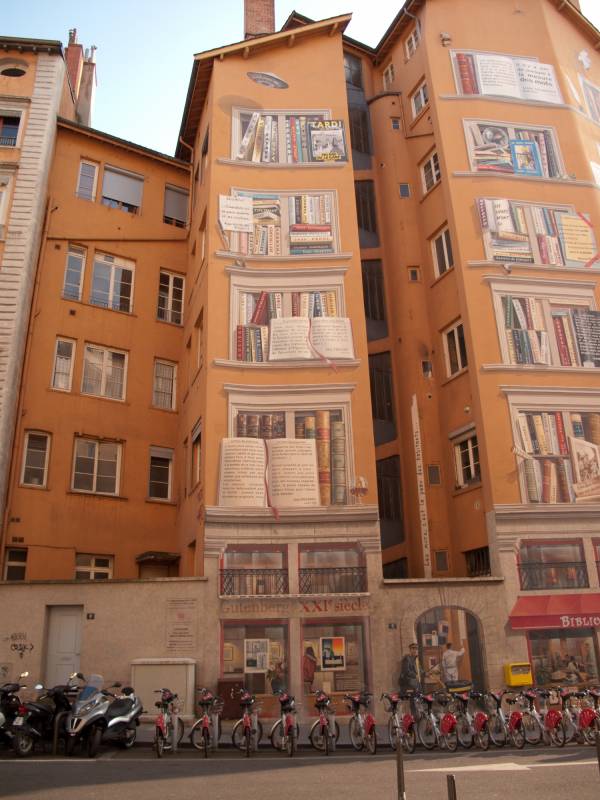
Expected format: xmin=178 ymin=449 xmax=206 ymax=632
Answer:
xmin=3 ymin=0 xmax=600 ymax=157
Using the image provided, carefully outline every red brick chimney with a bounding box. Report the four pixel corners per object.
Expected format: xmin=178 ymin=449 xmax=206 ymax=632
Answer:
xmin=244 ymin=0 xmax=275 ymax=39
xmin=65 ymin=28 xmax=84 ymax=97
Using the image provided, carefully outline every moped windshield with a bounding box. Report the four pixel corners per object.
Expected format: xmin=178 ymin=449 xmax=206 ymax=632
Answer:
xmin=77 ymin=674 xmax=104 ymax=701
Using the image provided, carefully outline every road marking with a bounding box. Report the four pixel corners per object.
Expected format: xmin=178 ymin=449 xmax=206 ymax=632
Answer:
xmin=413 ymin=759 xmax=597 ymax=773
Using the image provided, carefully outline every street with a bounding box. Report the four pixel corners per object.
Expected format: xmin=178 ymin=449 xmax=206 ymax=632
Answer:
xmin=1 ymin=745 xmax=599 ymax=800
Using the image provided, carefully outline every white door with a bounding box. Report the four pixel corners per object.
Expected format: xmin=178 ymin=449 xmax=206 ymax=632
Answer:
xmin=45 ymin=606 xmax=82 ymax=687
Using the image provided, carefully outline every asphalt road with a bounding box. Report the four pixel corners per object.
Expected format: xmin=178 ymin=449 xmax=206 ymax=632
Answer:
xmin=1 ymin=745 xmax=599 ymax=800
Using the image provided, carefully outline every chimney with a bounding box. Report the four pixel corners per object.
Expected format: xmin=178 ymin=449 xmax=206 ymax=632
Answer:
xmin=76 ymin=46 xmax=97 ymax=127
xmin=244 ymin=0 xmax=275 ymax=39
xmin=65 ymin=28 xmax=84 ymax=97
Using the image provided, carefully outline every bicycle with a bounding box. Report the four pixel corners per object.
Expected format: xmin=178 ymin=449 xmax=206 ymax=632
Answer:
xmin=231 ymin=688 xmax=263 ymax=757
xmin=557 ymin=687 xmax=597 ymax=745
xmin=189 ymin=687 xmax=223 ymax=757
xmin=416 ymin=692 xmax=458 ymax=751
xmin=345 ymin=691 xmax=377 ymax=754
xmin=450 ymin=691 xmax=474 ymax=749
xmin=153 ymin=688 xmax=184 ymax=758
xmin=514 ymin=688 xmax=546 ymax=746
xmin=469 ymin=692 xmax=490 ymax=750
xmin=308 ymin=689 xmax=340 ymax=755
xmin=381 ymin=691 xmax=416 ymax=753
xmin=269 ymin=689 xmax=299 ymax=756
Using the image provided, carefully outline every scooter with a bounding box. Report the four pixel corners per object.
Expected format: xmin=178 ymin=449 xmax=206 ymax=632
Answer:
xmin=12 ymin=680 xmax=75 ymax=757
xmin=0 ymin=672 xmax=29 ymax=748
xmin=65 ymin=674 xmax=142 ymax=757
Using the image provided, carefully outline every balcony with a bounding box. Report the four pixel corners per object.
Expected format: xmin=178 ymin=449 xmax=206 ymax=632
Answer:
xmin=519 ymin=561 xmax=589 ymax=591
xmin=220 ymin=568 xmax=289 ymax=596
xmin=299 ymin=566 xmax=367 ymax=594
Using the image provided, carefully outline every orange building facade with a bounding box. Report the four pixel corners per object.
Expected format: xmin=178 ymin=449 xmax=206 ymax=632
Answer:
xmin=1 ymin=1 xmax=600 ymax=710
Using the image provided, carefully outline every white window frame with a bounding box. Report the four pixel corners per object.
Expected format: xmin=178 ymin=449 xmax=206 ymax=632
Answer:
xmin=443 ymin=320 xmax=468 ymax=377
xmin=149 ymin=447 xmax=174 ymax=501
xmin=383 ymin=63 xmax=395 ymax=91
xmin=90 ymin=251 xmax=135 ymax=313
xmin=488 ymin=277 xmax=597 ymax=368
xmin=81 ymin=343 xmax=128 ymax=401
xmin=580 ymin=75 xmax=600 ymax=124
xmin=51 ymin=337 xmax=76 ymax=391
xmin=230 ymin=107 xmax=331 ymax=163
xmin=75 ymin=554 xmax=113 ymax=580
xmin=463 ymin=118 xmax=564 ymax=178
xmin=157 ymin=270 xmax=185 ymax=325
xmin=421 ymin=151 xmax=441 ymax=193
xmin=411 ymin=80 xmax=429 ymax=118
xmin=224 ymin=265 xmax=348 ymax=364
xmin=452 ymin=429 xmax=480 ymax=488
xmin=431 ymin=226 xmax=453 ymax=277
xmin=0 ymin=172 xmax=13 ymax=238
xmin=4 ymin=548 xmax=27 ymax=580
xmin=62 ymin=245 xmax=86 ymax=301
xmin=71 ymin=437 xmax=122 ymax=496
xmin=225 ymin=383 xmax=356 ymax=505
xmin=153 ymin=359 xmax=177 ymax=410
xmin=76 ymin=159 xmax=98 ymax=201
xmin=191 ymin=420 xmax=202 ymax=488
xmin=404 ymin=27 xmax=420 ymax=60
xmin=21 ymin=431 xmax=50 ymax=488
xmin=0 ymin=108 xmax=23 ymax=148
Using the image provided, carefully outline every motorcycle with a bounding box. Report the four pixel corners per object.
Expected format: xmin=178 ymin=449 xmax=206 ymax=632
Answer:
xmin=0 ymin=672 xmax=29 ymax=748
xmin=12 ymin=680 xmax=75 ymax=757
xmin=65 ymin=674 xmax=143 ymax=757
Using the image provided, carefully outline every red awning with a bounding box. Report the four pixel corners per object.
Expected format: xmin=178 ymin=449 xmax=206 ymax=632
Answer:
xmin=510 ymin=594 xmax=600 ymax=630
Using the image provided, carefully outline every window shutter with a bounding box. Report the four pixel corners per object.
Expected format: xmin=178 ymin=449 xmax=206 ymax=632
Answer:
xmin=102 ymin=167 xmax=143 ymax=207
xmin=150 ymin=446 xmax=173 ymax=460
xmin=164 ymin=186 xmax=189 ymax=223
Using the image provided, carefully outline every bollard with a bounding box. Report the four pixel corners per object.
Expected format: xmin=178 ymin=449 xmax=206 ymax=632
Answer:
xmin=447 ymin=774 xmax=458 ymax=800
xmin=396 ymin=740 xmax=407 ymax=800
xmin=172 ymin=710 xmax=178 ymax=753
xmin=596 ymin=730 xmax=600 ymax=779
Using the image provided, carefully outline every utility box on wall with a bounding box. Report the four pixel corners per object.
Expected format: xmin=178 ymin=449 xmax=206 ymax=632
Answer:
xmin=504 ymin=662 xmax=532 ymax=687
xmin=131 ymin=658 xmax=196 ymax=717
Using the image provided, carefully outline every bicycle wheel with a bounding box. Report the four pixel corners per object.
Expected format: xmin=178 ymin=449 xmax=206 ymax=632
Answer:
xmin=442 ymin=729 xmax=458 ymax=752
xmin=175 ymin=717 xmax=185 ymax=745
xmin=190 ymin=720 xmax=206 ymax=751
xmin=202 ymin=727 xmax=210 ymax=758
xmin=474 ymin=724 xmax=490 ymax=751
xmin=270 ymin=719 xmax=284 ymax=751
xmin=232 ymin=719 xmax=245 ymax=750
xmin=330 ymin=721 xmax=338 ymax=752
xmin=349 ymin=716 xmax=363 ymax=751
xmin=365 ymin=727 xmax=377 ymax=755
xmin=456 ymin=715 xmax=474 ymax=749
xmin=522 ymin=713 xmax=542 ymax=746
xmin=387 ymin=716 xmax=400 ymax=751
xmin=401 ymin=725 xmax=416 ymax=754
xmin=417 ymin=716 xmax=437 ymax=750
xmin=155 ymin=729 xmax=164 ymax=758
xmin=488 ymin=714 xmax=507 ymax=747
xmin=510 ymin=724 xmax=525 ymax=749
xmin=309 ymin=720 xmax=326 ymax=752
xmin=550 ymin=718 xmax=567 ymax=747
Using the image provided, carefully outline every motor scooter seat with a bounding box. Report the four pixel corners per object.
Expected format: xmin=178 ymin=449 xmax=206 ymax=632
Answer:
xmin=106 ymin=699 xmax=134 ymax=719
xmin=25 ymin=701 xmax=53 ymax=714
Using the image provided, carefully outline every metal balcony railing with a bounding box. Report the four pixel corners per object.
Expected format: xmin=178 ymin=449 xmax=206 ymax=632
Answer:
xmin=519 ymin=561 xmax=589 ymax=591
xmin=0 ymin=136 xmax=17 ymax=147
xmin=220 ymin=568 xmax=289 ymax=596
xmin=299 ymin=566 xmax=367 ymax=594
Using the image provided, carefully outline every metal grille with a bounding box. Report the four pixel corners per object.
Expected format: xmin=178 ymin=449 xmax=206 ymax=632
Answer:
xmin=220 ymin=569 xmax=289 ymax=596
xmin=299 ymin=567 xmax=367 ymax=594
xmin=464 ymin=547 xmax=491 ymax=577
xmin=519 ymin=561 xmax=588 ymax=590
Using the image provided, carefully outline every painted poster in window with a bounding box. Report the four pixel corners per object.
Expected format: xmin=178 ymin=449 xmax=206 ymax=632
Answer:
xmin=571 ymin=310 xmax=600 ymax=368
xmin=218 ymin=195 xmax=254 ymax=232
xmin=569 ymin=436 xmax=600 ymax=502
xmin=320 ymin=636 xmax=346 ymax=671
xmin=307 ymin=120 xmax=347 ymax=162
xmin=244 ymin=638 xmax=269 ymax=673
xmin=509 ymin=140 xmax=542 ymax=177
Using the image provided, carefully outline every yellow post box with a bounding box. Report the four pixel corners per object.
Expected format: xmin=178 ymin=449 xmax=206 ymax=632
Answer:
xmin=504 ymin=662 xmax=533 ymax=687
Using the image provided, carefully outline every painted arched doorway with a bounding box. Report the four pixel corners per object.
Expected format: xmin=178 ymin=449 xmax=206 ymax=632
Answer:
xmin=415 ymin=606 xmax=485 ymax=691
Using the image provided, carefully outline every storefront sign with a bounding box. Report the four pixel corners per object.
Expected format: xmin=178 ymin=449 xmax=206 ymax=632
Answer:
xmin=560 ymin=615 xmax=600 ymax=628
xmin=299 ymin=597 xmax=369 ymax=614
xmin=221 ymin=596 xmax=369 ymax=616
xmin=411 ymin=395 xmax=432 ymax=577
xmin=166 ymin=598 xmax=197 ymax=652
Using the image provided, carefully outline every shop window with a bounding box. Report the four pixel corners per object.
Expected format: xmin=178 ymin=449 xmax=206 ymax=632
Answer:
xmin=62 ymin=245 xmax=86 ymax=300
xmin=302 ymin=622 xmax=367 ymax=697
xmin=299 ymin=545 xmax=365 ymax=593
xmin=383 ymin=558 xmax=408 ymax=579
xmin=464 ymin=546 xmax=491 ymax=577
xmin=222 ymin=622 xmax=288 ymax=697
xmin=529 ymin=628 xmax=598 ymax=687
xmin=361 ymin=259 xmax=388 ymax=341
xmin=416 ymin=607 xmax=484 ymax=690
xmin=101 ymin=165 xmax=143 ymax=214
xmin=4 ymin=548 xmax=27 ymax=580
xmin=75 ymin=554 xmax=113 ymax=580
xmin=518 ymin=541 xmax=588 ymax=590
xmin=376 ymin=456 xmax=405 ymax=548
xmin=21 ymin=432 xmax=50 ymax=488
xmin=421 ymin=151 xmax=441 ymax=193
xmin=51 ymin=338 xmax=75 ymax=391
xmin=163 ymin=185 xmax=188 ymax=228
xmin=369 ymin=352 xmax=396 ymax=445
xmin=443 ymin=321 xmax=468 ymax=377
xmin=221 ymin=546 xmax=288 ymax=595
xmin=354 ymin=180 xmax=379 ymax=248
xmin=90 ymin=252 xmax=134 ymax=313
xmin=157 ymin=270 xmax=184 ymax=325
